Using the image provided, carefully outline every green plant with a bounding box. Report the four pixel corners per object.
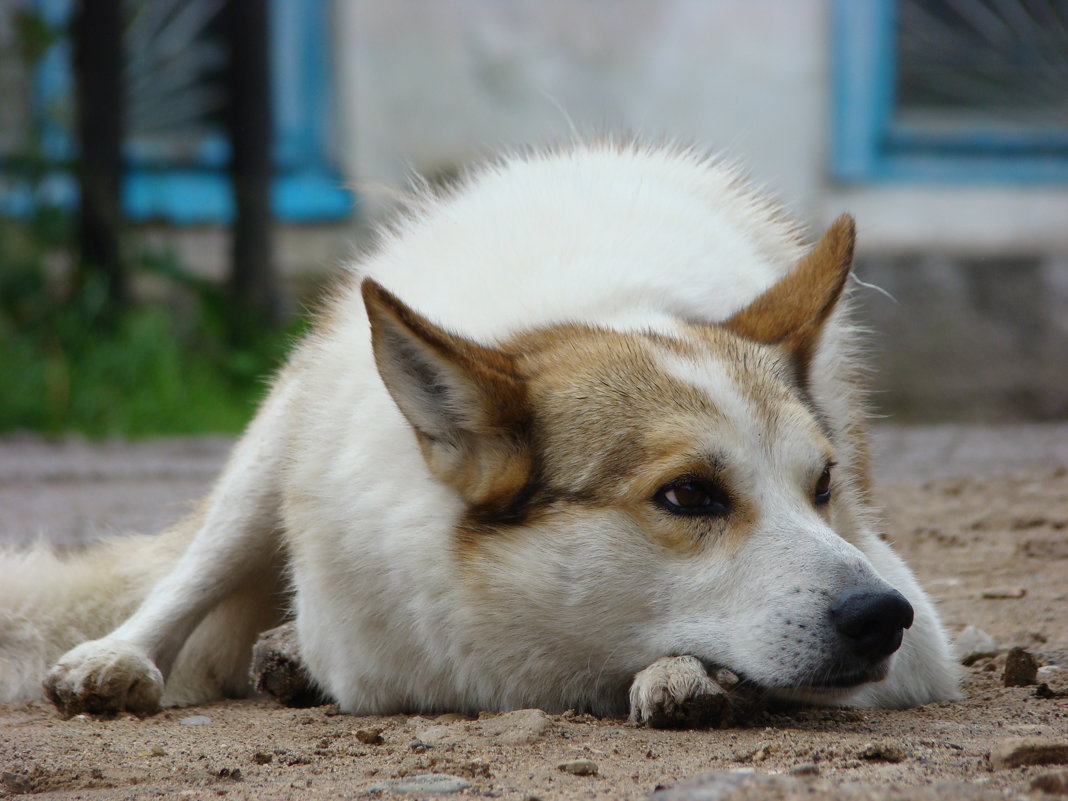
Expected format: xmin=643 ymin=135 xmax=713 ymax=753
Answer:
xmin=0 ymin=8 xmax=304 ymax=439
xmin=0 ymin=226 xmax=304 ymax=438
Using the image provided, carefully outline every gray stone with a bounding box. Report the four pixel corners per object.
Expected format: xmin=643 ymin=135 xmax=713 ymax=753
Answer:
xmin=479 ymin=708 xmax=552 ymax=745
xmin=249 ymin=622 xmax=324 ymax=707
xmin=414 ymin=723 xmax=462 ymax=745
xmin=179 ymin=715 xmax=211 ymax=726
xmin=367 ymin=773 xmax=472 ymax=795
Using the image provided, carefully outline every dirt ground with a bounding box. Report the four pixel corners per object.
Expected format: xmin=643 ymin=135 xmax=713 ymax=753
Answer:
xmin=2 ymin=426 xmax=1067 ymax=800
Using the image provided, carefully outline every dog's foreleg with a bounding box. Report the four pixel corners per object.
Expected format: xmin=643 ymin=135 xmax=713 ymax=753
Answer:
xmin=43 ymin=387 xmax=293 ymax=717
xmin=628 ymin=656 xmax=740 ymax=728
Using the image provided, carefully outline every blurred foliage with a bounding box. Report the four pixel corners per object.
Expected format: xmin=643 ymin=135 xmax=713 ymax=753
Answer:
xmin=0 ymin=212 xmax=304 ymax=438
xmin=0 ymin=7 xmax=301 ymax=439
xmin=12 ymin=6 xmax=61 ymax=67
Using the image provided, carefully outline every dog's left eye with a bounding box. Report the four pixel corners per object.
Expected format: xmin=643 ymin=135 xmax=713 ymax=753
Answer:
xmin=655 ymin=479 xmax=730 ymax=517
xmin=814 ymin=465 xmax=833 ymax=506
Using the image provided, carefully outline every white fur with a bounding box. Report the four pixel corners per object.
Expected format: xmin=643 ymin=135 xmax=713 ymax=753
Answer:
xmin=0 ymin=143 xmax=960 ymax=718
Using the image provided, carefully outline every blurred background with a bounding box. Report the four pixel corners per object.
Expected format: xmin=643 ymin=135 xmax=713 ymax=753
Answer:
xmin=1 ymin=0 xmax=1066 ymax=439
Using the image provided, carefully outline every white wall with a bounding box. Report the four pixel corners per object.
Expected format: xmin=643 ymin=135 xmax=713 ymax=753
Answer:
xmin=332 ymin=0 xmax=1068 ymax=255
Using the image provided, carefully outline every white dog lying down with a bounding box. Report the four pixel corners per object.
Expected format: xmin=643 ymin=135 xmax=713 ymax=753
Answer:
xmin=0 ymin=143 xmax=960 ymax=723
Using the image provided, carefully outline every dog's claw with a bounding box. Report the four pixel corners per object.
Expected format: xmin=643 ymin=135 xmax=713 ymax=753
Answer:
xmin=43 ymin=639 xmax=163 ymax=718
xmin=629 ymin=655 xmax=741 ymax=729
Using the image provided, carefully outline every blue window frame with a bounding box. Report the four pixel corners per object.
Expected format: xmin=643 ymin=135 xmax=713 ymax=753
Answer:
xmin=4 ymin=0 xmax=353 ymax=223
xmin=832 ymin=0 xmax=1068 ymax=183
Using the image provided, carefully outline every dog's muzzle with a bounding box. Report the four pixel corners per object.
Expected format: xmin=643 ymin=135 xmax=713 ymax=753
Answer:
xmin=770 ymin=587 xmax=916 ymax=692
xmin=830 ymin=587 xmax=914 ymax=664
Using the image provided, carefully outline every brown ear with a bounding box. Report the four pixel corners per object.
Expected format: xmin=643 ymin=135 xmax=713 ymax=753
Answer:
xmin=724 ymin=214 xmax=855 ymax=373
xmin=361 ymin=279 xmax=532 ymax=507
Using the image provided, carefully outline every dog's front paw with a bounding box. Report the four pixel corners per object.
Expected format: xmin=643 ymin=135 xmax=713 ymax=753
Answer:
xmin=44 ymin=639 xmax=163 ymax=718
xmin=628 ymin=655 xmax=736 ymax=729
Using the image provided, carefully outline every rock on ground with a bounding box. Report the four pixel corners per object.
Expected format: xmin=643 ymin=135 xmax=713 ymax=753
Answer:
xmin=249 ymin=623 xmax=325 ymax=708
xmin=989 ymin=738 xmax=1068 ymax=770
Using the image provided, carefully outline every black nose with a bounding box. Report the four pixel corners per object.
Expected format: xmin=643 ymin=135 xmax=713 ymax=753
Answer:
xmin=830 ymin=588 xmax=914 ymax=662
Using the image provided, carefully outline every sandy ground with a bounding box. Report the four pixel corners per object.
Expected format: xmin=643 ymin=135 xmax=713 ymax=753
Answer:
xmin=2 ymin=425 xmax=1067 ymax=800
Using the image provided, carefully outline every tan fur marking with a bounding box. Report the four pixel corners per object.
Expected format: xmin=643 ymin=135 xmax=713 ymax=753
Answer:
xmin=618 ymin=448 xmax=758 ymax=557
xmin=361 ymin=279 xmax=536 ymax=514
xmin=454 ymin=323 xmax=819 ymax=562
xmin=725 ymin=214 xmax=856 ymax=373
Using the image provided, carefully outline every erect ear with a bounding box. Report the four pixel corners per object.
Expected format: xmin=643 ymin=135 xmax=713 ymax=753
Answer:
xmin=361 ymin=279 xmax=532 ymax=507
xmin=724 ymin=214 xmax=856 ymax=374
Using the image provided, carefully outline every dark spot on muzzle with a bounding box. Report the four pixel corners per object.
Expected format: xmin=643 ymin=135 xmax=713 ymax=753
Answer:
xmin=830 ymin=588 xmax=914 ymax=663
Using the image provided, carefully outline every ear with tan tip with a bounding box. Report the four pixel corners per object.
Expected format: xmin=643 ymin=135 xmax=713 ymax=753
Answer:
xmin=724 ymin=214 xmax=856 ymax=373
xmin=361 ymin=279 xmax=533 ymax=507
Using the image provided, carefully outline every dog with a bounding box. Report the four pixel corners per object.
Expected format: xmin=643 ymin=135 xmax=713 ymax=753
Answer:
xmin=0 ymin=143 xmax=961 ymax=723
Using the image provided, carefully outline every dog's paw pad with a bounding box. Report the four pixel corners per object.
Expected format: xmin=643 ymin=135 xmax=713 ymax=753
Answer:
xmin=44 ymin=639 xmax=163 ymax=718
xmin=629 ymin=655 xmax=734 ymax=729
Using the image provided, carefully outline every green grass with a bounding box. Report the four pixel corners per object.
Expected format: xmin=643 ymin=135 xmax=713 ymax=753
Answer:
xmin=1 ymin=307 xmax=303 ymax=438
xmin=0 ymin=11 xmax=292 ymax=438
xmin=0 ymin=303 xmax=303 ymax=438
xmin=0 ymin=220 xmax=305 ymax=439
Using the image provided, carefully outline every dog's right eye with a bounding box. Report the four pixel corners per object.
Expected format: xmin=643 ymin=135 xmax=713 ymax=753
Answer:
xmin=654 ymin=479 xmax=730 ymax=517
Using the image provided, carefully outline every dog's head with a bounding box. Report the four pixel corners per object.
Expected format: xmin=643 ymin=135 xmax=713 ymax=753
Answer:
xmin=362 ymin=215 xmax=913 ymax=708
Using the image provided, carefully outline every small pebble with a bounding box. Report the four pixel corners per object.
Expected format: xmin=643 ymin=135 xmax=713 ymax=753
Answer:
xmin=746 ymin=745 xmax=774 ymax=763
xmin=479 ymin=708 xmax=552 ymax=745
xmin=1036 ymin=684 xmax=1068 ymax=699
xmin=981 ymin=587 xmax=1027 ymax=599
xmin=858 ymin=742 xmax=906 ymax=763
xmin=1003 ymin=647 xmax=1040 ymax=687
xmin=251 ymin=751 xmax=273 ymax=765
xmin=179 ymin=715 xmax=212 ymax=726
xmin=355 ymin=728 xmax=384 ymax=745
xmin=558 ymin=759 xmax=599 ymax=776
xmin=990 ymin=737 xmax=1068 ymax=770
xmin=1 ymin=773 xmax=32 ymax=794
xmin=367 ymin=774 xmax=471 ymax=795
